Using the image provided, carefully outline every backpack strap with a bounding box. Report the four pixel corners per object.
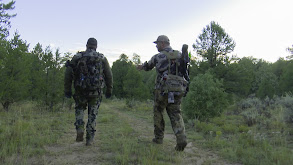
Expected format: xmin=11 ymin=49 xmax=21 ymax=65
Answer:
xmin=162 ymin=50 xmax=180 ymax=75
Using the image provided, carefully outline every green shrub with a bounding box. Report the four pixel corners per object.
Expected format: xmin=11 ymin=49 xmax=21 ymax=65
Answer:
xmin=275 ymin=94 xmax=293 ymax=123
xmin=238 ymin=95 xmax=293 ymax=127
xmin=195 ymin=120 xmax=220 ymax=135
xmin=221 ymin=124 xmax=238 ymax=134
xmin=238 ymin=125 xmax=249 ymax=133
xmin=240 ymin=107 xmax=262 ymax=126
xmin=182 ymin=71 xmax=229 ymax=121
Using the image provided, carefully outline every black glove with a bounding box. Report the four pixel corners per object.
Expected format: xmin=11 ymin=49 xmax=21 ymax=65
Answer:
xmin=183 ymin=86 xmax=189 ymax=97
xmin=65 ymin=91 xmax=72 ymax=98
xmin=105 ymin=89 xmax=112 ymax=99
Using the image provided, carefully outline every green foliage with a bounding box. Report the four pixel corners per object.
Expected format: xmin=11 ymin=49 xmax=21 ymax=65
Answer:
xmin=28 ymin=43 xmax=46 ymax=100
xmin=26 ymin=44 xmax=65 ymax=110
xmin=279 ymin=61 xmax=293 ymax=94
xmin=112 ymin=54 xmax=132 ymax=98
xmin=274 ymin=94 xmax=293 ymax=124
xmin=0 ymin=33 xmax=30 ymax=110
xmin=271 ymin=58 xmax=288 ymax=81
xmin=286 ymin=45 xmax=293 ymax=60
xmin=255 ymin=62 xmax=278 ymax=99
xmin=224 ymin=57 xmax=256 ymax=97
xmin=131 ymin=53 xmax=141 ymax=65
xmin=0 ymin=33 xmax=67 ymax=110
xmin=193 ymin=21 xmax=235 ymax=68
xmin=182 ymin=70 xmax=229 ymax=121
xmin=140 ymin=69 xmax=156 ymax=99
xmin=123 ymin=65 xmax=149 ymax=100
xmin=189 ymin=98 xmax=293 ymax=165
xmin=112 ymin=54 xmax=153 ymax=100
xmin=43 ymin=47 xmax=65 ymax=110
xmin=237 ymin=95 xmax=293 ymax=126
xmin=0 ymin=0 xmax=16 ymax=38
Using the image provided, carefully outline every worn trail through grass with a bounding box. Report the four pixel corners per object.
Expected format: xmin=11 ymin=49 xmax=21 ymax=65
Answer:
xmin=28 ymin=101 xmax=239 ymax=165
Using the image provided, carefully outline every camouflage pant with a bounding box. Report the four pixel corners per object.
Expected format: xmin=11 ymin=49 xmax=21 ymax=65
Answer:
xmin=153 ymin=89 xmax=186 ymax=144
xmin=73 ymin=92 xmax=102 ymax=135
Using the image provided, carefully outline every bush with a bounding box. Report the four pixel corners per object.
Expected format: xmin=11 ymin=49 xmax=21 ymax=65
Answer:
xmin=275 ymin=94 xmax=293 ymax=123
xmin=182 ymin=71 xmax=229 ymax=121
xmin=237 ymin=94 xmax=293 ymax=126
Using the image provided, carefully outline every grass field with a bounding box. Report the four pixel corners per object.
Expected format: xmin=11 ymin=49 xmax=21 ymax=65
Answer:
xmin=1 ymin=99 xmax=292 ymax=165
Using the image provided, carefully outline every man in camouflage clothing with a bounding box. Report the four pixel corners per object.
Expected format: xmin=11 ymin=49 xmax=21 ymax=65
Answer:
xmin=137 ymin=35 xmax=188 ymax=151
xmin=64 ymin=38 xmax=113 ymax=146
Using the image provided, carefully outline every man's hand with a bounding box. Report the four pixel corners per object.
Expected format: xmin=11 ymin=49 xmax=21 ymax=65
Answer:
xmin=65 ymin=91 xmax=72 ymax=98
xmin=136 ymin=64 xmax=143 ymax=70
xmin=105 ymin=88 xmax=112 ymax=99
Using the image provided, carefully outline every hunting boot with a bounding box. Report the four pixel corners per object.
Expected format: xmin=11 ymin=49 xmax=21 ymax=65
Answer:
xmin=76 ymin=128 xmax=84 ymax=142
xmin=175 ymin=135 xmax=187 ymax=151
xmin=175 ymin=141 xmax=187 ymax=151
xmin=152 ymin=138 xmax=163 ymax=144
xmin=86 ymin=132 xmax=95 ymax=146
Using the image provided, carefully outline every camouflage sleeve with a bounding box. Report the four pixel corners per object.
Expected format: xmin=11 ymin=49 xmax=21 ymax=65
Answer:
xmin=143 ymin=54 xmax=157 ymax=71
xmin=64 ymin=60 xmax=74 ymax=93
xmin=64 ymin=53 xmax=81 ymax=93
xmin=103 ymin=57 xmax=113 ymax=92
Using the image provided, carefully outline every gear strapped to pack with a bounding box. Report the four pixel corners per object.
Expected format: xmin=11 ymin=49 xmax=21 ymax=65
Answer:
xmin=160 ymin=50 xmax=188 ymax=98
xmin=74 ymin=50 xmax=105 ymax=93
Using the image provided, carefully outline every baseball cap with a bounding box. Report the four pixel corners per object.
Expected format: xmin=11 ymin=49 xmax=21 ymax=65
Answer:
xmin=153 ymin=35 xmax=170 ymax=44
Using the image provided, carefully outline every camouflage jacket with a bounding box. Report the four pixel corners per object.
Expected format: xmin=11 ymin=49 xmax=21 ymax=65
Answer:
xmin=142 ymin=46 xmax=184 ymax=89
xmin=64 ymin=49 xmax=113 ymax=95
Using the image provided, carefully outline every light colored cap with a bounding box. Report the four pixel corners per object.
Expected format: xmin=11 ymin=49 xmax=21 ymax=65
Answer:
xmin=153 ymin=35 xmax=170 ymax=44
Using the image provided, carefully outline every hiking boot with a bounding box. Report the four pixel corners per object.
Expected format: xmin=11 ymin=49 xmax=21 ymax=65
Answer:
xmin=86 ymin=132 xmax=95 ymax=146
xmin=152 ymin=138 xmax=163 ymax=144
xmin=175 ymin=141 xmax=187 ymax=151
xmin=76 ymin=130 xmax=84 ymax=142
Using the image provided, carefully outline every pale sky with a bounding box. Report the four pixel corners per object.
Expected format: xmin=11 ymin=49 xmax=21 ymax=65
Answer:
xmin=7 ymin=0 xmax=293 ymax=65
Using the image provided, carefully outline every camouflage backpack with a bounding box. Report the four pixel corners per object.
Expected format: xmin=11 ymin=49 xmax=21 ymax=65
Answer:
xmin=74 ymin=51 xmax=105 ymax=91
xmin=160 ymin=50 xmax=188 ymax=94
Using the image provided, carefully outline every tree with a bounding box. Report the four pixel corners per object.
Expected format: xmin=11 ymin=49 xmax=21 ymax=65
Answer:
xmin=112 ymin=54 xmax=132 ymax=98
xmin=224 ymin=57 xmax=255 ymax=97
xmin=279 ymin=62 xmax=293 ymax=94
xmin=254 ymin=61 xmax=278 ymax=99
xmin=47 ymin=48 xmax=65 ymax=110
xmin=271 ymin=58 xmax=288 ymax=81
xmin=132 ymin=53 xmax=141 ymax=65
xmin=123 ymin=65 xmax=149 ymax=100
xmin=28 ymin=43 xmax=46 ymax=100
xmin=286 ymin=45 xmax=293 ymax=60
xmin=193 ymin=21 xmax=235 ymax=68
xmin=0 ymin=0 xmax=16 ymax=38
xmin=140 ymin=69 xmax=156 ymax=99
xmin=0 ymin=33 xmax=30 ymax=110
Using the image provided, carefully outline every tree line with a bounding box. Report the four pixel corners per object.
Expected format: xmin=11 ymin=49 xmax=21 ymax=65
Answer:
xmin=1 ymin=1 xmax=293 ymax=121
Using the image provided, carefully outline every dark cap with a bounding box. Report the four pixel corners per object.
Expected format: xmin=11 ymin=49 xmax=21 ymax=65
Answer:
xmin=87 ymin=38 xmax=97 ymax=46
xmin=153 ymin=35 xmax=170 ymax=44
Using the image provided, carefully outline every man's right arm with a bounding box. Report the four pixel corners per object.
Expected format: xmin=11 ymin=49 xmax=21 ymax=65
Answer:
xmin=64 ymin=60 xmax=74 ymax=98
xmin=137 ymin=55 xmax=156 ymax=71
xmin=63 ymin=53 xmax=81 ymax=98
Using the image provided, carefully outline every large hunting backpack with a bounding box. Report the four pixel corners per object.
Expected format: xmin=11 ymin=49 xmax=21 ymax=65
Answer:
xmin=74 ymin=51 xmax=105 ymax=91
xmin=160 ymin=50 xmax=188 ymax=94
